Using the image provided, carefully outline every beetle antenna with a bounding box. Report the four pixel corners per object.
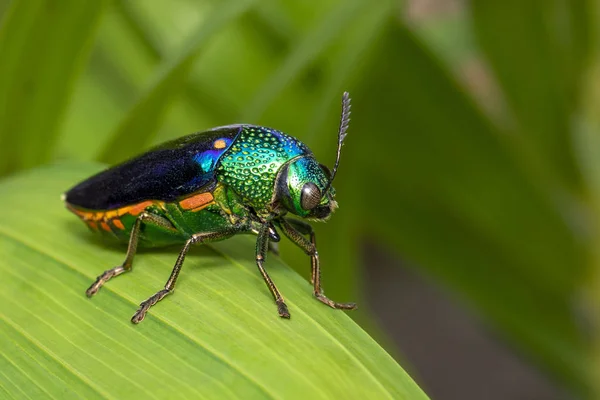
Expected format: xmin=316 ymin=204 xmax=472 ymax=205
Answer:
xmin=322 ymin=91 xmax=351 ymax=198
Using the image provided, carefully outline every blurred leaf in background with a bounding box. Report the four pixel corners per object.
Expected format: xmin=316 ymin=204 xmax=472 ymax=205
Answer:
xmin=0 ymin=0 xmax=107 ymax=173
xmin=0 ymin=0 xmax=598 ymax=398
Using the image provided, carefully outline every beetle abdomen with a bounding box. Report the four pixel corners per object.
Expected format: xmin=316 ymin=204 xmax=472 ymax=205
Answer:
xmin=65 ymin=200 xmax=157 ymax=235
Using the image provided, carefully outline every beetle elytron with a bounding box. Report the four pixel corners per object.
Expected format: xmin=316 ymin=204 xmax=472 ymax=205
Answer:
xmin=64 ymin=92 xmax=356 ymax=323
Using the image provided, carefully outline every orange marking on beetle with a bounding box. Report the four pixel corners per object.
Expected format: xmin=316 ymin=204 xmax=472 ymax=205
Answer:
xmin=113 ymin=219 xmax=125 ymax=230
xmin=116 ymin=206 xmax=131 ymax=217
xmin=66 ymin=204 xmax=94 ymax=221
xmin=105 ymin=210 xmax=118 ymax=219
xmin=68 ymin=205 xmax=92 ymax=220
xmin=93 ymin=212 xmax=105 ymax=221
xmin=190 ymin=202 xmax=215 ymax=212
xmin=67 ymin=200 xmax=159 ymax=228
xmin=213 ymin=139 xmax=227 ymax=149
xmin=100 ymin=221 xmax=111 ymax=232
xmin=127 ymin=201 xmax=153 ymax=216
xmin=179 ymin=193 xmax=214 ymax=210
xmin=65 ymin=203 xmax=79 ymax=213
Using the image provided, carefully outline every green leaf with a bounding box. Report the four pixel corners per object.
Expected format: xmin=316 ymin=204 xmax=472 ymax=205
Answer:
xmin=0 ymin=0 xmax=108 ymax=175
xmin=470 ymin=0 xmax=594 ymax=190
xmin=575 ymin=48 xmax=600 ymax=398
xmin=241 ymin=0 xmax=367 ymax=122
xmin=0 ymin=163 xmax=428 ymax=400
xmin=305 ymin=0 xmax=394 ymax=142
xmin=98 ymin=0 xmax=256 ymax=165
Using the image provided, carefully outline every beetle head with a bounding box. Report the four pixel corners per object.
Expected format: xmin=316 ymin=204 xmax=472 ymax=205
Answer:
xmin=274 ymin=157 xmax=336 ymax=220
xmin=272 ymin=91 xmax=350 ymax=220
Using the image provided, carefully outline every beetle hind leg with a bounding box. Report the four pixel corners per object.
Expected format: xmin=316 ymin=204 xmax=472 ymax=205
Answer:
xmin=86 ymin=212 xmax=175 ymax=297
xmin=131 ymin=226 xmax=244 ymax=324
xmin=130 ymin=236 xmax=196 ymax=324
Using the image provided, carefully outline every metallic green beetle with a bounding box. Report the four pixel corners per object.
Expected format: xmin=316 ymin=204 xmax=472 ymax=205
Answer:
xmin=64 ymin=92 xmax=356 ymax=323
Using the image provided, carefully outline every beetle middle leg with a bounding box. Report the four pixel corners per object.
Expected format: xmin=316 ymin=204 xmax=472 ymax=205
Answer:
xmin=131 ymin=225 xmax=244 ymax=324
xmin=277 ymin=218 xmax=357 ymax=310
xmin=86 ymin=212 xmax=175 ymax=297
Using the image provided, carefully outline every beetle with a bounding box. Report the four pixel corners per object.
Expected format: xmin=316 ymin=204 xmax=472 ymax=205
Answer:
xmin=64 ymin=92 xmax=356 ymax=323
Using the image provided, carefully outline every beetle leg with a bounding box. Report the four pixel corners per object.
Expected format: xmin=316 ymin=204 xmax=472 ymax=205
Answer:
xmin=86 ymin=212 xmax=175 ymax=297
xmin=277 ymin=218 xmax=357 ymax=311
xmin=255 ymin=224 xmax=290 ymax=318
xmin=131 ymin=225 xmax=245 ymax=324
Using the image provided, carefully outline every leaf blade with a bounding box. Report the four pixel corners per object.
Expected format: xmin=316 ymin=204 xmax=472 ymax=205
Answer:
xmin=470 ymin=0 xmax=594 ymax=190
xmin=0 ymin=163 xmax=428 ymax=400
xmin=241 ymin=0 xmax=367 ymax=122
xmin=0 ymin=0 xmax=108 ymax=175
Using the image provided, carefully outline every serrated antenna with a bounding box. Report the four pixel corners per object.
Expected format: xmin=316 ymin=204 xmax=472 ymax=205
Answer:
xmin=322 ymin=91 xmax=351 ymax=198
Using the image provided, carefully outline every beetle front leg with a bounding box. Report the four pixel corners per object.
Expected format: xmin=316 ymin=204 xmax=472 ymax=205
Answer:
xmin=86 ymin=212 xmax=175 ymax=297
xmin=277 ymin=218 xmax=357 ymax=311
xmin=255 ymin=224 xmax=290 ymax=318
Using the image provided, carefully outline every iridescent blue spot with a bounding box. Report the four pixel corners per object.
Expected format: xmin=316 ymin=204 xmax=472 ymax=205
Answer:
xmin=193 ymin=137 xmax=233 ymax=173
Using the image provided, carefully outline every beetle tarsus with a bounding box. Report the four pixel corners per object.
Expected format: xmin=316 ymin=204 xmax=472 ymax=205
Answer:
xmin=86 ymin=265 xmax=126 ymax=297
xmin=315 ymin=293 xmax=357 ymax=310
xmin=277 ymin=300 xmax=290 ymax=319
xmin=131 ymin=289 xmax=172 ymax=324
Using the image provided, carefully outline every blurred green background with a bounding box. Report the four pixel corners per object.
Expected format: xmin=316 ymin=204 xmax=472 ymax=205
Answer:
xmin=0 ymin=0 xmax=598 ymax=398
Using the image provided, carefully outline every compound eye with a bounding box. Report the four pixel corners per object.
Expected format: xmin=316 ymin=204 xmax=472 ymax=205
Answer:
xmin=300 ymin=182 xmax=321 ymax=210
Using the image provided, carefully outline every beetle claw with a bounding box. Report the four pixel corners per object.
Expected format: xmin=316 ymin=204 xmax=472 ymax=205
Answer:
xmin=131 ymin=310 xmax=146 ymax=324
xmin=85 ymin=278 xmax=104 ymax=297
xmin=315 ymin=293 xmax=357 ymax=310
xmin=86 ymin=286 xmax=98 ymax=297
xmin=86 ymin=265 xmax=127 ymax=298
xmin=277 ymin=300 xmax=290 ymax=319
xmin=131 ymin=289 xmax=171 ymax=324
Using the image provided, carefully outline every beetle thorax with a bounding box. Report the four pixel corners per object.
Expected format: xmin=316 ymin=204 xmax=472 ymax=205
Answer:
xmin=216 ymin=126 xmax=310 ymax=212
